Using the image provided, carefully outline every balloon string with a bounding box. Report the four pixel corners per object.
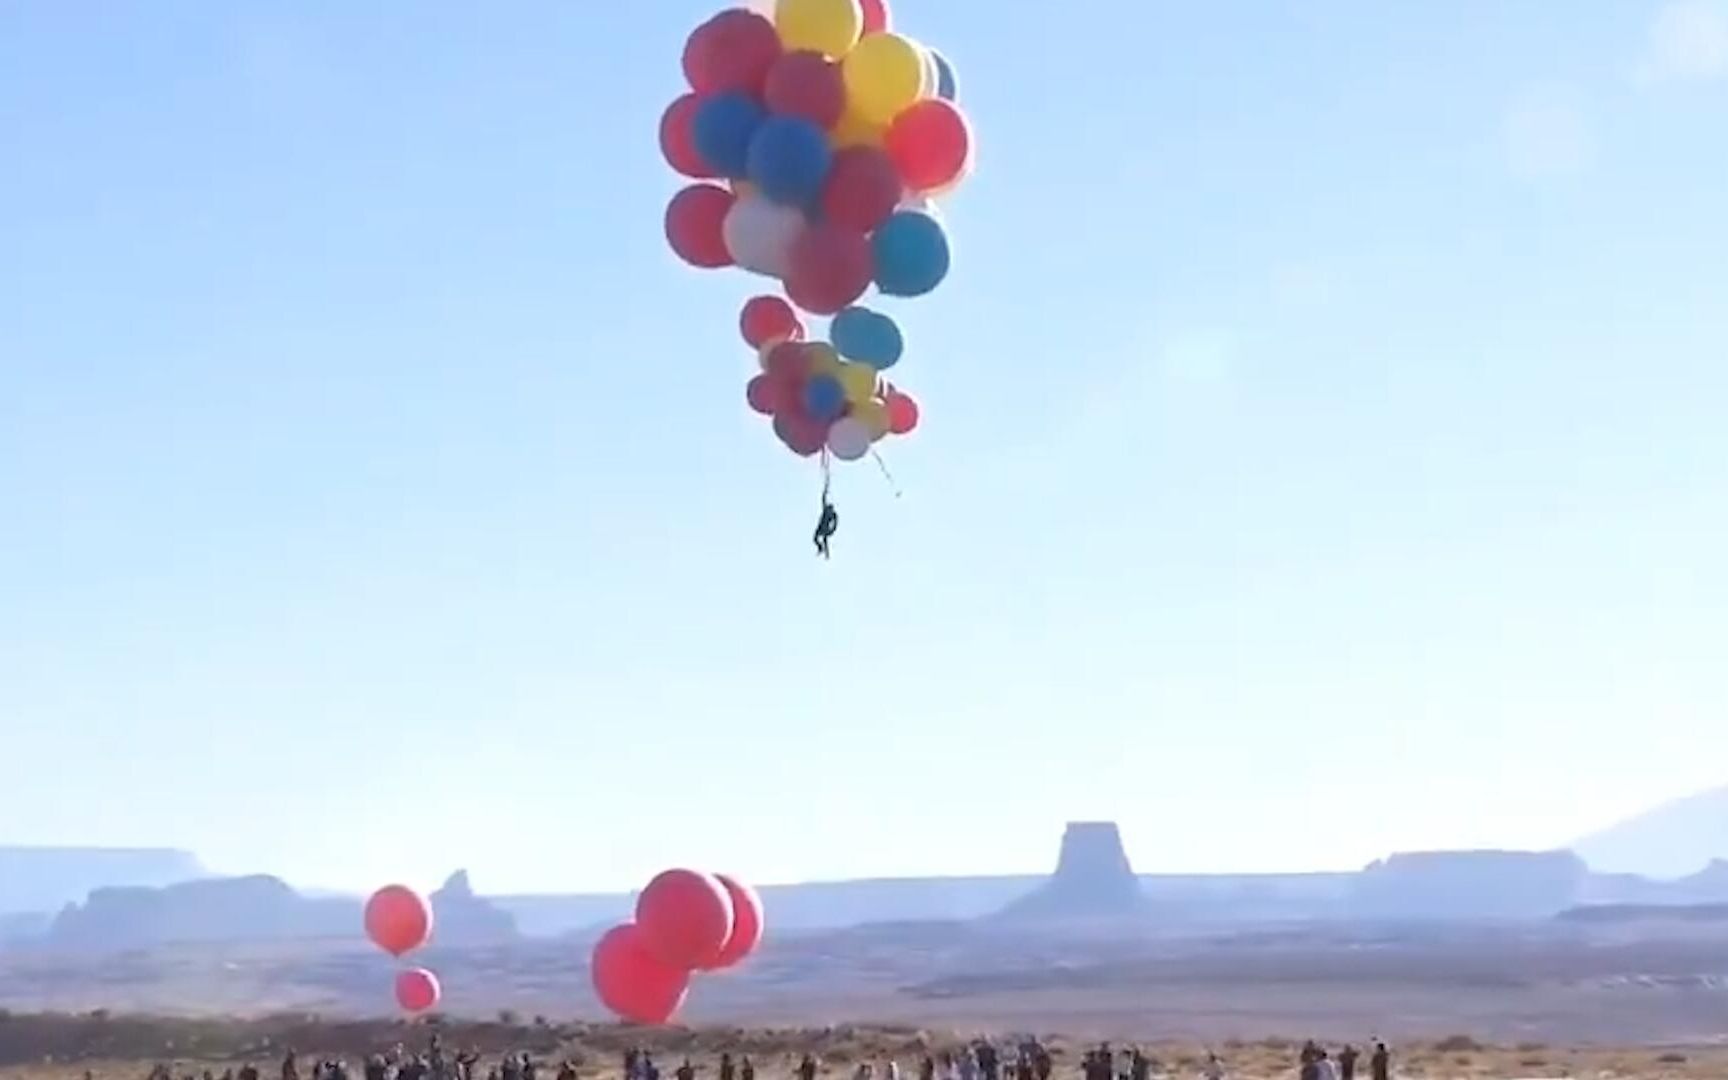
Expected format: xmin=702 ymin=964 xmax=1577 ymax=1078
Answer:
xmin=870 ymin=448 xmax=903 ymax=498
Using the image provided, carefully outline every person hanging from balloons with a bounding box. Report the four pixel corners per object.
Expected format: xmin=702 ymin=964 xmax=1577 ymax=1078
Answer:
xmin=813 ymin=491 xmax=839 ymax=558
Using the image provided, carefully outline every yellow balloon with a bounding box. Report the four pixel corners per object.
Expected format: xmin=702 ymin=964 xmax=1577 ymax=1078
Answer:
xmin=837 ymin=361 xmax=879 ymax=404
xmin=776 ymin=0 xmax=863 ymax=59
xmin=854 ymin=398 xmax=891 ymax=439
xmin=830 ymin=106 xmax=885 ymax=149
xmin=843 ymin=33 xmax=925 ymax=125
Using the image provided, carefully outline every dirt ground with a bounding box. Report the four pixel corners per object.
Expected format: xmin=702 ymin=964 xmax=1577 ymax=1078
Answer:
xmin=0 ymin=1016 xmax=1725 ymax=1080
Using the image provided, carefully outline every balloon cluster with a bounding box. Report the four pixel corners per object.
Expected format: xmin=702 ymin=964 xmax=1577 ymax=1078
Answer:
xmin=660 ymin=0 xmax=971 ymax=462
xmin=364 ymin=885 xmax=441 ymax=1016
xmin=591 ymin=869 xmax=764 ymax=1026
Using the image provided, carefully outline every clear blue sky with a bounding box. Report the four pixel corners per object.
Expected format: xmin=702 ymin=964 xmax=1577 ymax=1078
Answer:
xmin=3 ymin=1 xmax=1726 ymax=895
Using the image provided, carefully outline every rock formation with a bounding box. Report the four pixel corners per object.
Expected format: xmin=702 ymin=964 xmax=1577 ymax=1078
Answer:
xmin=430 ymin=870 xmax=518 ymax=944
xmin=993 ymin=821 xmax=1147 ymax=922
xmin=48 ymin=875 xmax=354 ymax=951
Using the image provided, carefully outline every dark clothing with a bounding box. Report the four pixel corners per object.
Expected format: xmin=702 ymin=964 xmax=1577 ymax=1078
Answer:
xmin=1339 ymin=1049 xmax=1358 ymax=1080
xmin=1370 ymin=1048 xmax=1390 ymax=1080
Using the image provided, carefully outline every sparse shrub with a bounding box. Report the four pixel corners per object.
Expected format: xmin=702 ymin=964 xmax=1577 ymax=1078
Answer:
xmin=1657 ymin=1052 xmax=1688 ymax=1064
xmin=498 ymin=1010 xmax=521 ymax=1026
xmin=1520 ymin=1058 xmax=1548 ymax=1068
xmin=1432 ymin=1034 xmax=1484 ymax=1053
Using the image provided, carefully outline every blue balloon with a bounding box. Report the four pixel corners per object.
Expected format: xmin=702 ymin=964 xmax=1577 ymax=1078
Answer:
xmin=832 ymin=307 xmax=905 ymax=370
xmin=746 ymin=116 xmax=834 ymax=207
xmin=692 ymin=92 xmax=766 ymax=179
xmin=872 ymin=211 xmax=951 ymax=298
xmin=802 ymin=373 xmax=847 ymax=421
xmin=932 ymin=50 xmax=958 ymax=102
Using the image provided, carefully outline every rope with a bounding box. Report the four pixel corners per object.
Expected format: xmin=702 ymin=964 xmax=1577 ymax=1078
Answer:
xmin=870 ymin=448 xmax=903 ymax=499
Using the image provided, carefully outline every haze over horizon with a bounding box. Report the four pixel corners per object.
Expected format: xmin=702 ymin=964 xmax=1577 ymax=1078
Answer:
xmin=4 ymin=2 xmax=1726 ymax=896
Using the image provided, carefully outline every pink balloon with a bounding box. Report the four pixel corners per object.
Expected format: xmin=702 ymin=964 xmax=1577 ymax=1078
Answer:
xmin=705 ymin=874 xmax=765 ymax=970
xmin=746 ymin=374 xmax=782 ymax=416
xmin=821 ymin=146 xmax=904 ymax=233
xmin=764 ymin=51 xmax=846 ymax=129
xmin=741 ymin=296 xmax=804 ymax=348
xmin=886 ymin=391 xmax=920 ymax=435
xmin=861 ymin=0 xmax=891 ymax=35
xmin=660 ymin=95 xmax=716 ymax=180
xmin=683 ymin=11 xmax=783 ymax=96
xmin=592 ymin=923 xmax=691 ymax=1026
xmin=785 ymin=223 xmax=873 ymax=316
xmin=364 ymin=885 xmax=432 ymax=958
xmin=394 ymin=967 xmax=441 ymax=1014
xmin=665 ymin=185 xmax=736 ymax=269
xmin=635 ymin=869 xmax=734 ymax=970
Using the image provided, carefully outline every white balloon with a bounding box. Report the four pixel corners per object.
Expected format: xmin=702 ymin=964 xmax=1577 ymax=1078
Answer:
xmin=724 ymin=195 xmax=805 ymax=279
xmin=827 ymin=417 xmax=873 ymax=461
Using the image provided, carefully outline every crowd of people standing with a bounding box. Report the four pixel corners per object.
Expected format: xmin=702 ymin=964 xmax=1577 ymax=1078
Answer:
xmin=143 ymin=1034 xmax=1395 ymax=1080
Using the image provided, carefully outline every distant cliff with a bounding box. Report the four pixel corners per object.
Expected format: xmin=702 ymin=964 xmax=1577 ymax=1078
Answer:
xmin=45 ymin=870 xmax=517 ymax=952
xmin=1572 ymin=785 xmax=1728 ymax=879
xmin=0 ymin=847 xmax=204 ymax=915
xmin=1351 ymin=850 xmax=1587 ymax=920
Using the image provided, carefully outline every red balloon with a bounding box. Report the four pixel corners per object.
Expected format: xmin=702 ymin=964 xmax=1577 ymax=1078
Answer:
xmin=592 ymin=923 xmax=690 ymax=1026
xmin=683 ymin=11 xmax=782 ymax=96
xmin=886 ymin=391 xmax=920 ymax=435
xmin=394 ymin=968 xmax=441 ymax=1014
xmin=705 ymin=874 xmax=765 ymax=970
xmin=885 ymin=100 xmax=973 ymax=193
xmin=741 ymin=296 xmax=804 ymax=348
xmin=764 ymin=341 xmax=814 ymax=385
xmin=821 ymin=146 xmax=904 ymax=233
xmin=773 ymin=411 xmax=827 ymax=457
xmin=861 ymin=0 xmax=891 ymax=35
xmin=364 ymin=885 xmax=432 ymax=958
xmin=746 ymin=374 xmax=782 ymax=416
xmin=763 ymin=51 xmax=846 ymax=129
xmin=785 ymin=223 xmax=873 ymax=316
xmin=635 ymin=869 xmax=735 ymax=970
xmin=660 ymin=95 xmax=716 ymax=179
xmin=665 ymin=185 xmax=736 ymax=269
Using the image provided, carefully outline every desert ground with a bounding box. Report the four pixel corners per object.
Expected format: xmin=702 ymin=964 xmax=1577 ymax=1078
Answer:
xmin=0 ymin=1015 xmax=1723 ymax=1080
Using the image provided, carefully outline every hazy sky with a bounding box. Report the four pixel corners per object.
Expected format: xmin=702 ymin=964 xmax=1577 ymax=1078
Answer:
xmin=3 ymin=1 xmax=1726 ymax=896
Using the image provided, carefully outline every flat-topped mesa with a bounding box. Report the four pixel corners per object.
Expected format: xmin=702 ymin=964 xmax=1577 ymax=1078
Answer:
xmin=994 ymin=821 xmax=1147 ymax=922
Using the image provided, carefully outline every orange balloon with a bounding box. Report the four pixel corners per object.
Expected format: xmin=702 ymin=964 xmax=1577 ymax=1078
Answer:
xmin=365 ymin=885 xmax=432 ymax=958
xmin=704 ymin=874 xmax=765 ymax=970
xmin=395 ymin=967 xmax=441 ymax=1014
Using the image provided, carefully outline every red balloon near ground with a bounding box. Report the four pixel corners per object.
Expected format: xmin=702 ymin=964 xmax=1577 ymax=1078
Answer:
xmin=741 ymin=296 xmax=804 ymax=348
xmin=635 ymin=869 xmax=735 ymax=970
xmin=665 ymin=185 xmax=736 ymax=269
xmin=592 ymin=923 xmax=691 ymax=1026
xmin=394 ymin=968 xmax=441 ymax=1014
xmin=660 ymin=95 xmax=716 ymax=179
xmin=364 ymin=885 xmax=432 ymax=958
xmin=885 ymin=99 xmax=974 ymax=193
xmin=683 ymin=10 xmax=783 ymax=96
xmin=773 ymin=410 xmax=827 ymax=457
xmin=821 ymin=146 xmax=904 ymax=233
xmin=861 ymin=0 xmax=891 ymax=35
xmin=886 ymin=391 xmax=920 ymax=435
xmin=785 ymin=223 xmax=873 ymax=315
xmin=763 ymin=51 xmax=846 ymax=129
xmin=705 ymin=874 xmax=765 ymax=970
